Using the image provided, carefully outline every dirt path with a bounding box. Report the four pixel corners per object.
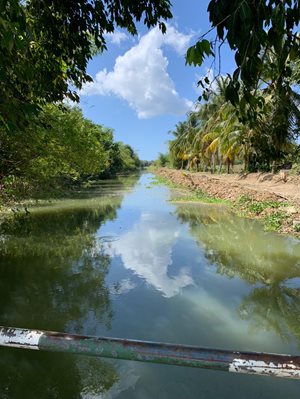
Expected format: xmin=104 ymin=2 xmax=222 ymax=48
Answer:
xmin=208 ymin=172 xmax=300 ymax=202
xmin=156 ymin=168 xmax=300 ymax=203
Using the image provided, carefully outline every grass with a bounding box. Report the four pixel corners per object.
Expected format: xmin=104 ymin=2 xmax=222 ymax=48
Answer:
xmin=235 ymin=195 xmax=284 ymax=214
xmin=234 ymin=195 xmax=291 ymax=232
xmin=149 ymin=175 xmax=183 ymax=189
xmin=294 ymin=223 xmax=300 ymax=233
xmin=170 ymin=190 xmax=229 ymax=205
xmin=264 ymin=211 xmax=287 ymax=231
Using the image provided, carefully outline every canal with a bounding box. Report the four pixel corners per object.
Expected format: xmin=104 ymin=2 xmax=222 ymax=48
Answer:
xmin=0 ymin=173 xmax=299 ymax=398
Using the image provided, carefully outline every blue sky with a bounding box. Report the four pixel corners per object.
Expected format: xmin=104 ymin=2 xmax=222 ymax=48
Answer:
xmin=79 ymin=0 xmax=235 ymax=161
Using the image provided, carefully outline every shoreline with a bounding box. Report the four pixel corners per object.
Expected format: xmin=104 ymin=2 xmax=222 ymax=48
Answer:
xmin=153 ymin=168 xmax=300 ymax=238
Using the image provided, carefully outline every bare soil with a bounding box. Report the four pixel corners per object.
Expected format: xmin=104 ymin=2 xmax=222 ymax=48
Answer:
xmin=155 ymin=168 xmax=300 ymax=237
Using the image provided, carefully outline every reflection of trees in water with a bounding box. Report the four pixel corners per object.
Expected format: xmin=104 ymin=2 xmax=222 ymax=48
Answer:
xmin=75 ymin=172 xmax=140 ymax=199
xmin=0 ymin=199 xmax=120 ymax=330
xmin=0 ymin=189 xmax=134 ymax=397
xmin=0 ymin=348 xmax=117 ymax=399
xmin=175 ymin=204 xmax=300 ymax=344
xmin=239 ymin=286 xmax=300 ymax=343
xmin=175 ymin=204 xmax=300 ymax=285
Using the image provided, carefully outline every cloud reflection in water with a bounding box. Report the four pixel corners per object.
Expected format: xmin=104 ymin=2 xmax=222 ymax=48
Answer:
xmin=109 ymin=212 xmax=194 ymax=297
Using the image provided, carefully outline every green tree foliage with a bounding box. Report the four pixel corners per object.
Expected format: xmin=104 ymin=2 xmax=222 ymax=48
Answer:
xmin=0 ymin=105 xmax=140 ymax=201
xmin=0 ymin=0 xmax=172 ymax=129
xmin=117 ymin=143 xmax=141 ymax=171
xmin=101 ymin=142 xmax=140 ymax=177
xmin=154 ymin=152 xmax=170 ymax=167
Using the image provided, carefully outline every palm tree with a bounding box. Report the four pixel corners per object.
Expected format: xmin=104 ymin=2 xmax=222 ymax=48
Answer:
xmin=169 ymin=76 xmax=258 ymax=173
xmin=255 ymin=46 xmax=300 ymax=171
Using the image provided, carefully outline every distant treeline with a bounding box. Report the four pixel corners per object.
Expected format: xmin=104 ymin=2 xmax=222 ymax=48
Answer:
xmin=0 ymin=104 xmax=141 ymax=202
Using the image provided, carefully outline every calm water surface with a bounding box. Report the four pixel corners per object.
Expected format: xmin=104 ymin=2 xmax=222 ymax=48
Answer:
xmin=0 ymin=173 xmax=300 ymax=398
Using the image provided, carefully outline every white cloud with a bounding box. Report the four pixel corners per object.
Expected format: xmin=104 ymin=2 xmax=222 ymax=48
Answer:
xmin=104 ymin=30 xmax=129 ymax=45
xmin=108 ymin=213 xmax=194 ymax=298
xmin=81 ymin=24 xmax=193 ymax=118
xmin=109 ymin=278 xmax=136 ymax=295
xmin=139 ymin=24 xmax=193 ymax=56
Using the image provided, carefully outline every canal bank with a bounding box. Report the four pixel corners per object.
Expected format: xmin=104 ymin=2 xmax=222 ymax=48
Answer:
xmin=153 ymin=168 xmax=300 ymax=237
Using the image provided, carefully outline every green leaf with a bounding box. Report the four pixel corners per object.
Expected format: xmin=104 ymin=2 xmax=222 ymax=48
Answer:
xmin=186 ymin=45 xmax=203 ymax=66
xmin=202 ymin=39 xmax=211 ymax=56
xmin=225 ymin=82 xmax=239 ymax=106
xmin=186 ymin=40 xmax=212 ymax=66
xmin=233 ymin=67 xmax=240 ymax=81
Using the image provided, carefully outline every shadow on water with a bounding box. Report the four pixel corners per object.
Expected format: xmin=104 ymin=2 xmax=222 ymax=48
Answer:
xmin=0 ymin=175 xmax=140 ymax=398
xmin=174 ymin=203 xmax=300 ymax=345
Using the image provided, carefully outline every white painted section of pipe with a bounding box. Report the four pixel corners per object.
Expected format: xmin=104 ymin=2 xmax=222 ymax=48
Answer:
xmin=229 ymin=358 xmax=300 ymax=378
xmin=0 ymin=328 xmax=43 ymax=350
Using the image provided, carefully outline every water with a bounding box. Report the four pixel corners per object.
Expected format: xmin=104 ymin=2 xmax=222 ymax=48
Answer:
xmin=0 ymin=173 xmax=300 ymax=398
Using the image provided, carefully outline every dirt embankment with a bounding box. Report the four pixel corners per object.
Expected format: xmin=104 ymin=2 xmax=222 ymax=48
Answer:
xmin=155 ymin=168 xmax=300 ymax=237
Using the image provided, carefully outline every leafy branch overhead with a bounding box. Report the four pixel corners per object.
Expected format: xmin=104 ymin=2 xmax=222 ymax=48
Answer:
xmin=186 ymin=0 xmax=300 ymax=115
xmin=0 ymin=0 xmax=172 ymax=130
xmin=186 ymin=39 xmax=214 ymax=67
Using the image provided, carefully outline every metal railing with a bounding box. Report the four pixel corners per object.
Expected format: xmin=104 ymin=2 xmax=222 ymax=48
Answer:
xmin=0 ymin=326 xmax=299 ymax=379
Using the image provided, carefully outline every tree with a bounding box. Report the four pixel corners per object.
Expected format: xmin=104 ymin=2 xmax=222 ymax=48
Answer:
xmin=169 ymin=77 xmax=249 ymax=173
xmin=117 ymin=143 xmax=141 ymax=171
xmin=155 ymin=152 xmax=169 ymax=167
xmin=0 ymin=105 xmax=109 ymax=182
xmin=0 ymin=0 xmax=172 ymax=129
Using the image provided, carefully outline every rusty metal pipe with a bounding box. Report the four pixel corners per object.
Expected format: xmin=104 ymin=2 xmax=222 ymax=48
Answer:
xmin=0 ymin=326 xmax=300 ymax=379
